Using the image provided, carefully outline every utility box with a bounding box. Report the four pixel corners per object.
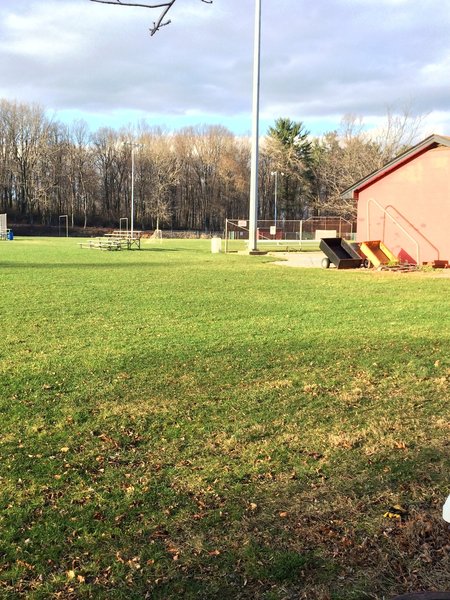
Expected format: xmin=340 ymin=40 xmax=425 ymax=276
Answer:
xmin=211 ymin=237 xmax=222 ymax=253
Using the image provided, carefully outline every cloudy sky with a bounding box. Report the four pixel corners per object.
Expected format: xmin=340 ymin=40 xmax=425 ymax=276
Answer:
xmin=1 ymin=0 xmax=449 ymax=137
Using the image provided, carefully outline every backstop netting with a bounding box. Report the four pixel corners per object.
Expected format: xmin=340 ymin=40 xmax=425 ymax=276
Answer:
xmin=0 ymin=214 xmax=7 ymax=240
xmin=224 ymin=217 xmax=355 ymax=252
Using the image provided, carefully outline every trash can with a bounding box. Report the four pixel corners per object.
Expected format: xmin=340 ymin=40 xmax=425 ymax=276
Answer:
xmin=6 ymin=230 xmax=13 ymax=240
xmin=211 ymin=237 xmax=222 ymax=253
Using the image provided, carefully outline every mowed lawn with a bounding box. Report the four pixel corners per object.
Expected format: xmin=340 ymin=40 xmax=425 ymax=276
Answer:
xmin=0 ymin=237 xmax=449 ymax=600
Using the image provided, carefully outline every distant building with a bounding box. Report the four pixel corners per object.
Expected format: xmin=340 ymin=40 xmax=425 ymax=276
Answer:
xmin=342 ymin=134 xmax=450 ymax=264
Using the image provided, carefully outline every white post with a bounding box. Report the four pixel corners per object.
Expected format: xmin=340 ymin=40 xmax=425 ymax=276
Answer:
xmin=248 ymin=0 xmax=262 ymax=253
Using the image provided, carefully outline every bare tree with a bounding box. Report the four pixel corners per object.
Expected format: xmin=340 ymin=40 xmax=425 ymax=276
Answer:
xmin=89 ymin=0 xmax=212 ymax=35
xmin=135 ymin=127 xmax=179 ymax=229
xmin=310 ymin=109 xmax=424 ymax=219
xmin=374 ymin=105 xmax=425 ymax=163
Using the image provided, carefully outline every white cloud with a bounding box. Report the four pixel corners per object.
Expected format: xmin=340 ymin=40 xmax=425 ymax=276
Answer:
xmin=0 ymin=0 xmax=450 ymax=136
xmin=0 ymin=3 xmax=91 ymax=61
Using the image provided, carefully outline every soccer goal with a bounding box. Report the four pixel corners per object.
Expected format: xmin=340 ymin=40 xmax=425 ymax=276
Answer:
xmin=149 ymin=229 xmax=163 ymax=244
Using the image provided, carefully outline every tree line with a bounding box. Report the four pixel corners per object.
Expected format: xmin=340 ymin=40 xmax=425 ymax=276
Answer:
xmin=0 ymin=98 xmax=422 ymax=231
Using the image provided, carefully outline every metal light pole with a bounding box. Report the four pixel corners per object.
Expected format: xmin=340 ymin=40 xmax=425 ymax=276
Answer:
xmin=130 ymin=144 xmax=135 ymax=236
xmin=270 ymin=171 xmax=284 ymax=225
xmin=125 ymin=141 xmax=142 ymax=237
xmin=273 ymin=172 xmax=277 ymax=224
xmin=248 ymin=0 xmax=261 ymax=253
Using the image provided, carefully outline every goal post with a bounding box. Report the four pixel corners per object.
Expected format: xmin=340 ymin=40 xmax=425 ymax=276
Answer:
xmin=59 ymin=215 xmax=69 ymax=237
xmin=149 ymin=229 xmax=163 ymax=244
xmin=0 ymin=214 xmax=7 ymax=239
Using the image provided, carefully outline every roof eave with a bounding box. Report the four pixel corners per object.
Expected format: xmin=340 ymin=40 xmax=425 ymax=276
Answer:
xmin=340 ymin=133 xmax=450 ymax=198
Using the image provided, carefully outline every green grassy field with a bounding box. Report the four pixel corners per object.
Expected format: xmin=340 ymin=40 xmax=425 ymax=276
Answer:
xmin=0 ymin=237 xmax=449 ymax=599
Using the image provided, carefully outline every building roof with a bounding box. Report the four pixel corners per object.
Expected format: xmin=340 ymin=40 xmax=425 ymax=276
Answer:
xmin=341 ymin=134 xmax=450 ymax=199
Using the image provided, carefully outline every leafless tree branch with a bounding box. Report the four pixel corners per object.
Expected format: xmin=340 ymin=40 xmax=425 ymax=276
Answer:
xmin=90 ymin=0 xmax=213 ymax=35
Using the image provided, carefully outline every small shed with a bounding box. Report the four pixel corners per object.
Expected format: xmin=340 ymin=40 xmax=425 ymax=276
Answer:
xmin=342 ymin=134 xmax=450 ymax=264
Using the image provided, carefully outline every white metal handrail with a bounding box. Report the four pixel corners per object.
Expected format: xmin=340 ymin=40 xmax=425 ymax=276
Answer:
xmin=366 ymin=198 xmax=420 ymax=265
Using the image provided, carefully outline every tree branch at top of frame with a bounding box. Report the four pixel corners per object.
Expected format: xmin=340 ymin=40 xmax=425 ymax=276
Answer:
xmin=89 ymin=0 xmax=213 ymax=36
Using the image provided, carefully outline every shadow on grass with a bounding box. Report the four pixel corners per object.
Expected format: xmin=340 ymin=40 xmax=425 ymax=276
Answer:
xmin=0 ymin=259 xmax=180 ymax=270
xmin=1 ymin=396 xmax=448 ymax=600
xmin=138 ymin=248 xmax=179 ymax=252
xmin=142 ymin=473 xmax=448 ymax=599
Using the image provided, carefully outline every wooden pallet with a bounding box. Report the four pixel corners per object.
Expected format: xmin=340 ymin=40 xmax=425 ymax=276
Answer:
xmin=378 ymin=263 xmax=418 ymax=273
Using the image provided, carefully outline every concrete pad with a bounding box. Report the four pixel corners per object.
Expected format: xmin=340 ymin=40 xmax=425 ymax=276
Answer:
xmin=268 ymin=251 xmax=328 ymax=268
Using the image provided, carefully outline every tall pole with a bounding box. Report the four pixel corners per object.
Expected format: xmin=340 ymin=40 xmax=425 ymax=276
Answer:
xmin=131 ymin=145 xmax=135 ymax=236
xmin=248 ymin=0 xmax=261 ymax=253
xmin=271 ymin=171 xmax=278 ymax=224
xmin=274 ymin=171 xmax=278 ymax=227
xmin=271 ymin=171 xmax=283 ymax=225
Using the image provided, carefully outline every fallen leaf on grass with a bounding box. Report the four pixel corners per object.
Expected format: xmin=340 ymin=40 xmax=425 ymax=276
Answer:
xmin=16 ymin=559 xmax=34 ymax=570
xmin=97 ymin=433 xmax=120 ymax=448
xmin=167 ymin=547 xmax=180 ymax=561
xmin=393 ymin=441 xmax=408 ymax=450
